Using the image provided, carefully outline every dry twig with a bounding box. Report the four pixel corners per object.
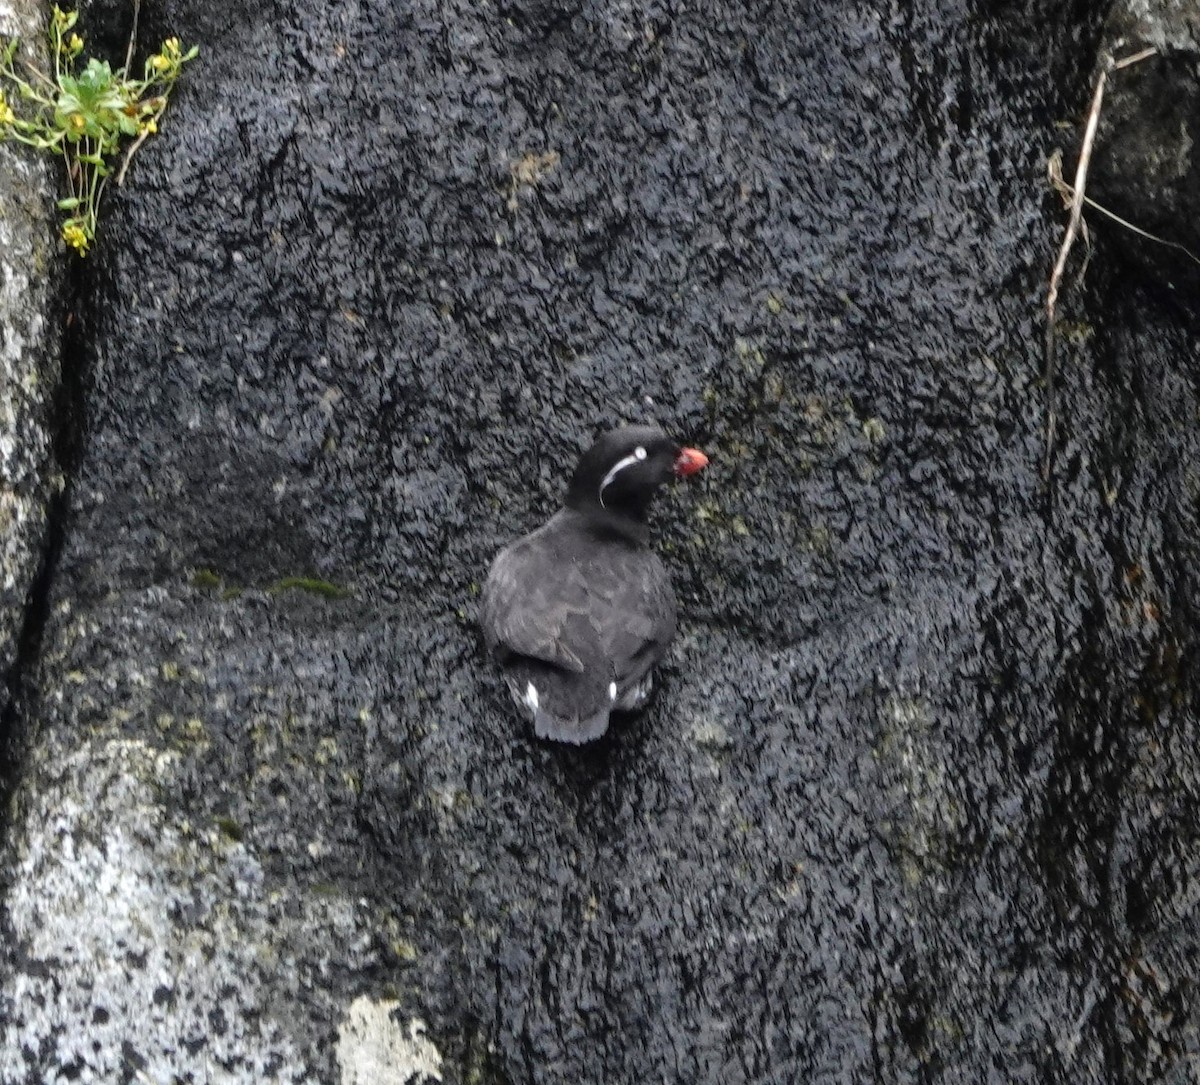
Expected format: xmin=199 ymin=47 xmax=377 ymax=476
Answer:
xmin=123 ymin=0 xmax=140 ymax=77
xmin=1050 ymin=156 xmax=1200 ymax=268
xmin=1043 ymin=45 xmax=1156 ymax=482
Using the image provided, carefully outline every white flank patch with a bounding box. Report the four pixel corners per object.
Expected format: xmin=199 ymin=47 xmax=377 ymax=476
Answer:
xmin=336 ymin=998 xmax=443 ymax=1084
xmin=524 ymin=682 xmax=539 ymax=711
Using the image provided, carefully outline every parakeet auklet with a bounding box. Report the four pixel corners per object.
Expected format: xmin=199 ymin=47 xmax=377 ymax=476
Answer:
xmin=480 ymin=425 xmax=708 ymax=744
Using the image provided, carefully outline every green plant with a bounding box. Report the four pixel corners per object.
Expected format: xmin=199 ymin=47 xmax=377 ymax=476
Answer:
xmin=0 ymin=5 xmax=196 ymax=256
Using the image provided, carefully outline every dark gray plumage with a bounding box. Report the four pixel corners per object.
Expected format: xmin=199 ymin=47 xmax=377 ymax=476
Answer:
xmin=480 ymin=425 xmax=708 ymax=743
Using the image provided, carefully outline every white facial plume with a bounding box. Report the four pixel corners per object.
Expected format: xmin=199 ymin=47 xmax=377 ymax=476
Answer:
xmin=598 ymin=445 xmax=647 ymax=508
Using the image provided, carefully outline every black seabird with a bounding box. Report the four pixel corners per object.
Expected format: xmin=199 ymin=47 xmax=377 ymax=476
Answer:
xmin=480 ymin=425 xmax=708 ymax=743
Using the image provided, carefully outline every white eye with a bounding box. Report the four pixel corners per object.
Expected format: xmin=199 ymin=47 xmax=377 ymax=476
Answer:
xmin=634 ymin=446 xmax=647 ymax=461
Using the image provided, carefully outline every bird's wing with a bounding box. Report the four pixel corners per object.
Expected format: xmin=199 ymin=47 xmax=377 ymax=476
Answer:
xmin=587 ymin=549 xmax=677 ymax=688
xmin=480 ymin=538 xmax=588 ymax=673
xmin=481 ymin=519 xmax=677 ymax=696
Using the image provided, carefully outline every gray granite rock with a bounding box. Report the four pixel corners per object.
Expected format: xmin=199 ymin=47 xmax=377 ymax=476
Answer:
xmin=0 ymin=0 xmax=61 ymax=722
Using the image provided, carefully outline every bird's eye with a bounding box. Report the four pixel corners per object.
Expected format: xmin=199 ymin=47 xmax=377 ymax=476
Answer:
xmin=634 ymin=446 xmax=647 ymax=461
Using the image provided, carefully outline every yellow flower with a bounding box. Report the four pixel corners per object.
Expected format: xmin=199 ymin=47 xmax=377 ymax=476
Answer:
xmin=142 ymin=118 xmax=158 ymax=135
xmin=0 ymin=93 xmax=13 ymax=127
xmin=149 ymin=54 xmax=171 ymax=73
xmin=67 ymin=112 xmax=86 ymax=134
xmin=61 ymin=223 xmax=89 ymax=254
xmin=163 ymin=37 xmax=181 ymax=58
xmin=66 ymin=33 xmax=84 ymax=54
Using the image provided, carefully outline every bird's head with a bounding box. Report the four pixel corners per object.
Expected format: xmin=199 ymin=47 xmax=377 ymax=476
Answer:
xmin=565 ymin=425 xmax=708 ymax=528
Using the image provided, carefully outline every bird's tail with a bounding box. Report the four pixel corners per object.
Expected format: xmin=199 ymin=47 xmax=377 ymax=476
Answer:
xmin=503 ymin=661 xmax=615 ymax=744
xmin=533 ymin=703 xmax=611 ymax=744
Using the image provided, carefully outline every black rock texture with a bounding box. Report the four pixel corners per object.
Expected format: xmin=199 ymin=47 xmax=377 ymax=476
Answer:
xmin=1 ymin=0 xmax=1199 ymax=1082
xmin=1089 ymin=1 xmax=1200 ymax=295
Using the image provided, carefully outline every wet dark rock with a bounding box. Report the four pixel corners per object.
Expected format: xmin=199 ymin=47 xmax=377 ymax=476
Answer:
xmin=1 ymin=0 xmax=1199 ymax=1082
xmin=1088 ymin=1 xmax=1200 ymax=295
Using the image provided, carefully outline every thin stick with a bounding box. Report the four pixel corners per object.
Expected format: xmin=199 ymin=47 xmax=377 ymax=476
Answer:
xmin=123 ymin=0 xmax=140 ymax=75
xmin=1112 ymin=46 xmax=1157 ymax=71
xmin=1043 ymin=60 xmax=1109 ymax=481
xmin=1045 ymin=144 xmax=1200 ymax=283
xmin=115 ymin=127 xmax=150 ymax=186
xmin=1080 ymin=192 xmax=1200 ymax=267
xmin=19 ymin=60 xmax=56 ymax=92
xmin=1042 ymin=46 xmax=1156 ymax=482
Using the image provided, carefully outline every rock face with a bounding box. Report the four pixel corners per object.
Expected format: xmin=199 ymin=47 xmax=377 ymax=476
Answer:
xmin=0 ymin=0 xmax=60 ymax=727
xmin=1089 ymin=1 xmax=1200 ymax=293
xmin=1 ymin=0 xmax=1199 ymax=1083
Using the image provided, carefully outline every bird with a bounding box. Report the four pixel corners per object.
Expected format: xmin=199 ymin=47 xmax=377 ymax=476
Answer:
xmin=480 ymin=424 xmax=708 ymax=743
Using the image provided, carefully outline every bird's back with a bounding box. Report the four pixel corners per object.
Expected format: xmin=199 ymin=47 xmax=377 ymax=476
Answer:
xmin=480 ymin=509 xmax=677 ymax=741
